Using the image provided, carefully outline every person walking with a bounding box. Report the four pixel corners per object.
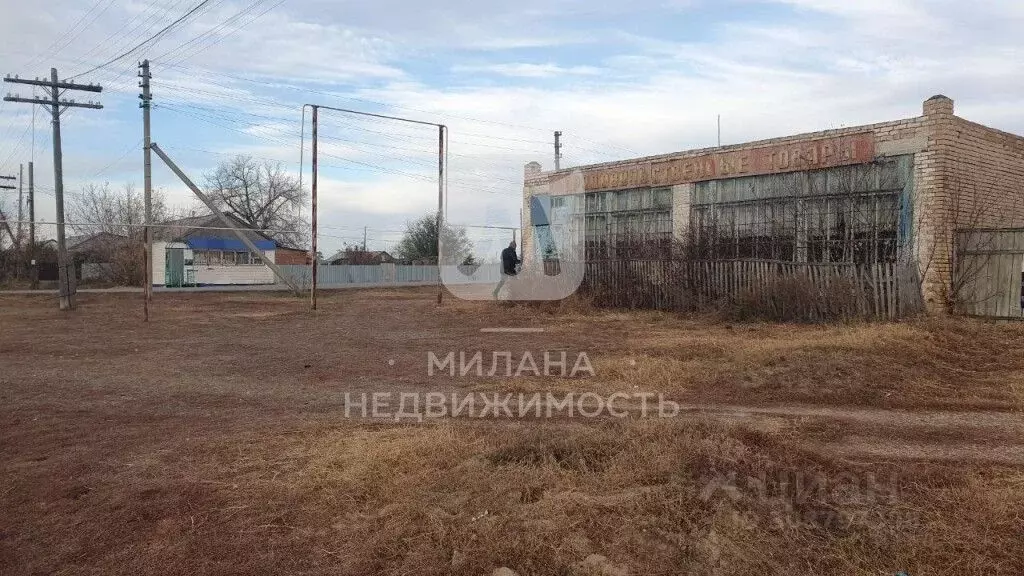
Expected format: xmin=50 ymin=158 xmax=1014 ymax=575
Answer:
xmin=493 ymin=240 xmax=521 ymax=299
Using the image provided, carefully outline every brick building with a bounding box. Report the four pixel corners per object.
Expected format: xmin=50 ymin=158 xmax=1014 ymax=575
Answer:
xmin=275 ymin=245 xmax=311 ymax=265
xmin=522 ymin=96 xmax=1024 ymax=313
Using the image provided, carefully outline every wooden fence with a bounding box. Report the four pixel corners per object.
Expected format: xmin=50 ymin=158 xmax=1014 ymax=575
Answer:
xmin=583 ymin=259 xmax=923 ymax=320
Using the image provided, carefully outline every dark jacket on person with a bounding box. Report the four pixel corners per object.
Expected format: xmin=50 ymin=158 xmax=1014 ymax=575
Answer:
xmin=501 ymin=247 xmax=520 ymax=275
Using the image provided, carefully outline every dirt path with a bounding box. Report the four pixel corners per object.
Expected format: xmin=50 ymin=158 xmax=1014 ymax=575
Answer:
xmin=678 ymin=403 xmax=1024 ymax=464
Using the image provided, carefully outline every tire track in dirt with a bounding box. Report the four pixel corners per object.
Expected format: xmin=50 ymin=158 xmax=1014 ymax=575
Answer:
xmin=676 ymin=403 xmax=1024 ymax=465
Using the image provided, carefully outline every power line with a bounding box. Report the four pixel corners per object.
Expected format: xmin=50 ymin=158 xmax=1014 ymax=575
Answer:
xmin=76 ymin=0 xmax=187 ymax=65
xmin=87 ymin=139 xmax=144 ymax=179
xmin=152 ymin=106 xmax=441 ymax=184
xmin=159 ymin=0 xmax=287 ymax=67
xmin=46 ymin=0 xmax=120 ymax=65
xmin=151 ymin=61 xmax=556 ymax=135
xmin=157 ymin=0 xmax=269 ymax=62
xmin=20 ymin=0 xmax=112 ymax=70
xmin=70 ymin=0 xmax=216 ymax=79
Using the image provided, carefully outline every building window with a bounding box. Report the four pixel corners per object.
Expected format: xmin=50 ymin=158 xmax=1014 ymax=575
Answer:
xmin=690 ymin=157 xmax=909 ymax=264
xmin=590 ymin=189 xmax=672 ymax=259
xmin=193 ymin=250 xmax=223 ymax=265
xmin=192 ymin=250 xmax=265 ymax=266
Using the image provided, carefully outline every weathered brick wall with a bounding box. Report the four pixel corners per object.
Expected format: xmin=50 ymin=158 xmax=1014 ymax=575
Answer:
xmin=948 ymin=117 xmax=1024 ymax=227
xmin=274 ymin=248 xmax=308 ymax=265
xmin=912 ymin=96 xmax=1024 ymax=310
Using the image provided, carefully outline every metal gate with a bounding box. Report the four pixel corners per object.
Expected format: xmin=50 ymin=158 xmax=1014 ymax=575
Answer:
xmin=955 ymin=229 xmax=1024 ymax=318
xmin=165 ymin=248 xmax=185 ymax=288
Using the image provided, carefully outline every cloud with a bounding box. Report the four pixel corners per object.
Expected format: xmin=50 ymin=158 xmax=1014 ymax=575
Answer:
xmin=452 ymin=63 xmax=603 ymax=78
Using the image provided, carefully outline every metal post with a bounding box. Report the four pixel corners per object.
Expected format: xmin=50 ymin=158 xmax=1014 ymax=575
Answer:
xmin=554 ymin=130 xmax=562 ymax=170
xmin=28 ymin=161 xmax=35 ymax=289
xmin=310 ymin=105 xmax=319 ymax=311
xmin=17 ymin=164 xmax=23 ymax=278
xmin=50 ymin=68 xmax=73 ymax=311
xmin=298 ymin=103 xmax=445 ymax=303
xmin=141 ymin=60 xmax=153 ymax=322
xmin=17 ymin=164 xmax=23 ymax=245
xmin=437 ymin=125 xmax=444 ymax=305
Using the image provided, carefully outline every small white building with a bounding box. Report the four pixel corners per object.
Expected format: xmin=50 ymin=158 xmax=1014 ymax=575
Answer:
xmin=152 ymin=213 xmax=278 ymax=287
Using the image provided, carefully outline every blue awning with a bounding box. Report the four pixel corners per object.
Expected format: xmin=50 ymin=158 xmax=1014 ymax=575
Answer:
xmin=186 ymin=237 xmax=275 ymax=251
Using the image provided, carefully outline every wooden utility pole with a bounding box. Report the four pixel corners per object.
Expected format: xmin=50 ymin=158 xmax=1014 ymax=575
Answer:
xmin=4 ymin=68 xmax=103 ymax=310
xmin=140 ymin=60 xmax=153 ymax=322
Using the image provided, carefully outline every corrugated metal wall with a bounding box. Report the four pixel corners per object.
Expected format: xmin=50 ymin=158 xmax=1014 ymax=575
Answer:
xmin=276 ymin=264 xmax=505 ymax=286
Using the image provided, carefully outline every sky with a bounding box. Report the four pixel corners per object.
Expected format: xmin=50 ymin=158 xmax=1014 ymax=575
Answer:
xmin=0 ymin=0 xmax=1022 ymax=258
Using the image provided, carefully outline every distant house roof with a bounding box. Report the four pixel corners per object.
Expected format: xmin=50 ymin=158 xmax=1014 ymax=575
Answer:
xmin=326 ymin=249 xmax=393 ymax=264
xmin=326 ymin=250 xmax=348 ymax=263
xmin=156 ymin=212 xmax=276 ymax=251
xmin=67 ymin=232 xmax=133 ymax=255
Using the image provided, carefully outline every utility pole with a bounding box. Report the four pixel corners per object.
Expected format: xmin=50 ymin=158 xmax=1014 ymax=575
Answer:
xmin=139 ymin=60 xmax=153 ymax=322
xmin=437 ymin=125 xmax=444 ymax=305
xmin=717 ymin=115 xmax=721 ymax=147
xmin=17 ymin=165 xmax=23 ymax=246
xmin=554 ymin=130 xmax=562 ymax=170
xmin=28 ymin=161 xmax=36 ymax=289
xmin=4 ymin=68 xmax=103 ymax=310
xmin=310 ymin=105 xmax=319 ymax=311
xmin=17 ymin=165 xmax=24 ymax=278
xmin=363 ymin=226 xmax=367 ymax=251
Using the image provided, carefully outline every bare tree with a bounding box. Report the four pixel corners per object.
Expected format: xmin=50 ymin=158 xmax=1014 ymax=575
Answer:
xmin=66 ymin=183 xmax=174 ymax=286
xmin=69 ymin=182 xmax=172 ymax=238
xmin=0 ymin=197 xmax=13 ymax=249
xmin=204 ymin=155 xmax=308 ymax=247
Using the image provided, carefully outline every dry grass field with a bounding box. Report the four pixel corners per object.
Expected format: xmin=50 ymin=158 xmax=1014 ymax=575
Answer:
xmin=1 ymin=287 xmax=1023 ymax=575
